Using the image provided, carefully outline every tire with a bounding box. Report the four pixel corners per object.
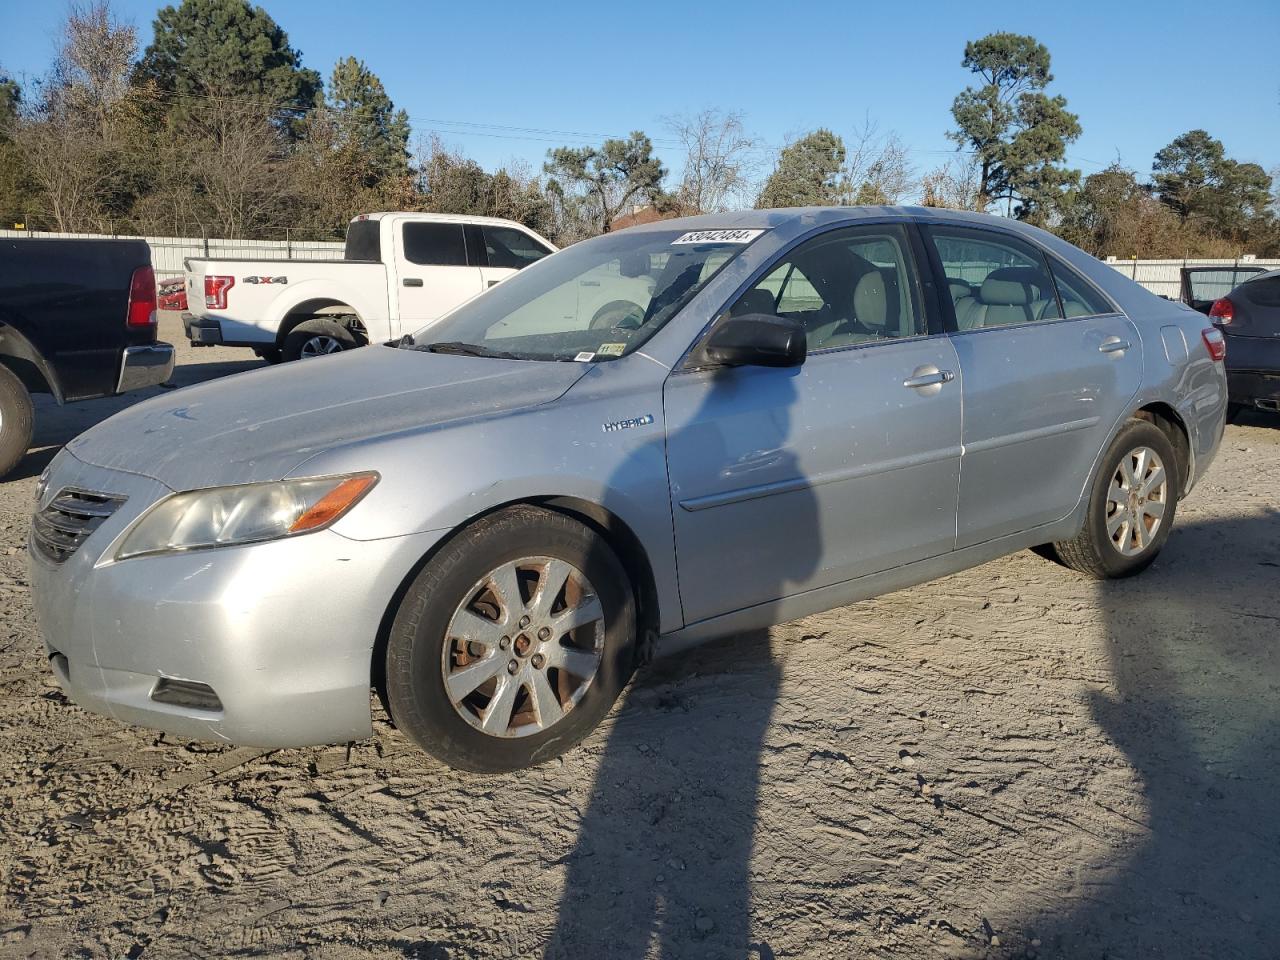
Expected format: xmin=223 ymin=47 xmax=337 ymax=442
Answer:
xmin=281 ymin=318 xmax=358 ymax=362
xmin=385 ymin=505 xmax=636 ymax=773
xmin=589 ymin=300 xmax=645 ymax=330
xmin=254 ymin=347 xmax=283 ymax=365
xmin=1052 ymin=419 xmax=1180 ymax=579
xmin=0 ymin=365 xmax=34 ymax=479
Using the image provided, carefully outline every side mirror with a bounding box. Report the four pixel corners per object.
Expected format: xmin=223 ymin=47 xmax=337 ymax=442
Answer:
xmin=704 ymin=313 xmax=806 ymax=368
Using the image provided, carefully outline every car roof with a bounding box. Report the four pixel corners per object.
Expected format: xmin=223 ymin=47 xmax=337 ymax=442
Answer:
xmin=356 ymin=211 xmax=538 ymax=230
xmin=621 ymin=205 xmax=1048 ymax=244
xmin=1244 ymin=268 xmax=1280 ymax=283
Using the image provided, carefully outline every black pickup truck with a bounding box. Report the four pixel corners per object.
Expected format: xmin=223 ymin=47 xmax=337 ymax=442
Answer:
xmin=0 ymin=237 xmax=175 ymax=477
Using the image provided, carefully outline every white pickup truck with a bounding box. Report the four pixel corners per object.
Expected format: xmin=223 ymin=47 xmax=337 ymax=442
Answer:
xmin=182 ymin=212 xmax=559 ymax=362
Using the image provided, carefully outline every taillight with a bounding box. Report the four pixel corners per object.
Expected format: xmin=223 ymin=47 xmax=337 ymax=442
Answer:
xmin=1202 ymin=327 xmax=1226 ymax=362
xmin=205 ymin=275 xmax=235 ymax=310
xmin=126 ymin=265 xmax=156 ymax=328
xmin=1208 ymin=297 xmax=1234 ymax=324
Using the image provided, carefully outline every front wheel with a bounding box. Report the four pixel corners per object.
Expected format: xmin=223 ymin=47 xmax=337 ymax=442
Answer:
xmin=385 ymin=506 xmax=636 ymax=772
xmin=1052 ymin=419 xmax=1180 ymax=579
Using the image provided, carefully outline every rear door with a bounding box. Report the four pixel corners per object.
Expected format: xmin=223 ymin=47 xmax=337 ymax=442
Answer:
xmin=394 ymin=221 xmax=483 ymax=327
xmin=475 ymin=224 xmax=554 ymax=291
xmin=924 ymin=224 xmax=1143 ymax=547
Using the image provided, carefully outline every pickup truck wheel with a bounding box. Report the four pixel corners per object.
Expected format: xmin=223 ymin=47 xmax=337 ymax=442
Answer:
xmin=0 ymin=366 xmax=34 ymax=478
xmin=254 ymin=347 xmax=282 ymax=365
xmin=1051 ymin=419 xmax=1179 ymax=579
xmin=385 ymin=505 xmax=637 ymax=773
xmin=282 ymin=319 xmax=358 ymax=362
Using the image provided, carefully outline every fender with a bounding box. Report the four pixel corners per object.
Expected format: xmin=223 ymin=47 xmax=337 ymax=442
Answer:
xmin=0 ymin=322 xmax=64 ymax=403
xmin=263 ymin=276 xmax=392 ymax=343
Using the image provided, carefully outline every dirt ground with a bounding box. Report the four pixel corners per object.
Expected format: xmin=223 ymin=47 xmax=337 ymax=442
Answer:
xmin=1 ymin=314 xmax=1278 ymax=960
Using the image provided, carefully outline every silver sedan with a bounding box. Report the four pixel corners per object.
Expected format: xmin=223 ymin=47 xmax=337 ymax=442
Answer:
xmin=30 ymin=208 xmax=1227 ymax=772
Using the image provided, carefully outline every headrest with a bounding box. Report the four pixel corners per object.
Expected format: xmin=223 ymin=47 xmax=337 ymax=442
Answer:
xmin=732 ymin=287 xmax=777 ymax=317
xmin=853 ymin=270 xmax=888 ymax=329
xmin=980 ymin=267 xmax=1047 ymax=306
xmin=947 ymin=279 xmax=973 ymax=301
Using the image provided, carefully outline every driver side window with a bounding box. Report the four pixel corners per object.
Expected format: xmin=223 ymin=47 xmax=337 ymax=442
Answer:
xmin=727 ymin=224 xmax=925 ymax=351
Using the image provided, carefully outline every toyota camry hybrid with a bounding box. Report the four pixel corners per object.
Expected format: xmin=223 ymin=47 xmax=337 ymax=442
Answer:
xmin=29 ymin=207 xmax=1227 ymax=772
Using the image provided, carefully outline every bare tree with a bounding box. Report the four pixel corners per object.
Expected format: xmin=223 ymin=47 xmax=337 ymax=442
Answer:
xmin=184 ymin=96 xmax=291 ymax=238
xmin=920 ymin=155 xmax=985 ymax=210
xmin=12 ymin=2 xmax=148 ymax=231
xmin=665 ymin=108 xmax=759 ymax=213
xmin=845 ymin=120 xmax=915 ymax=205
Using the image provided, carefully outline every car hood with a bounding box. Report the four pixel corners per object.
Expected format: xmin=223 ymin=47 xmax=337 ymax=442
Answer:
xmin=66 ymin=345 xmax=588 ymax=490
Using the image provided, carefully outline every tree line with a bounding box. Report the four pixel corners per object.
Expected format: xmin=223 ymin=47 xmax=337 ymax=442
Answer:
xmin=1 ymin=2 xmax=1276 ymax=257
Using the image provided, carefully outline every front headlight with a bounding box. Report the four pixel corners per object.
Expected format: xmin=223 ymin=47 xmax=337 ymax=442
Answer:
xmin=115 ymin=472 xmax=378 ymax=560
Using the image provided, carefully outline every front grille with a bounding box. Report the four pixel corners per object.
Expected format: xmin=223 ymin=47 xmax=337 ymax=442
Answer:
xmin=32 ymin=489 xmax=126 ymax=563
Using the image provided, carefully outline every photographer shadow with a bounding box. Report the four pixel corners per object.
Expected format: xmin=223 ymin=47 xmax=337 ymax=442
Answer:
xmin=1034 ymin=509 xmax=1280 ymax=957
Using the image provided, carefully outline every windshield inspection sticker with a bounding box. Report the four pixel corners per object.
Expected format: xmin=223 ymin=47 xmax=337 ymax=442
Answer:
xmin=574 ymin=351 xmax=596 ymax=362
xmin=597 ymin=342 xmax=626 ymax=356
xmin=672 ymin=228 xmax=765 ymax=245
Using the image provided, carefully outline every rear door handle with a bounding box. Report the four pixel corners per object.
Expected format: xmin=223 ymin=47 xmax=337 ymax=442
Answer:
xmin=1099 ymin=337 xmax=1130 ymax=354
xmin=903 ymin=369 xmax=955 ymax=389
xmin=403 ymin=278 xmax=423 ymax=287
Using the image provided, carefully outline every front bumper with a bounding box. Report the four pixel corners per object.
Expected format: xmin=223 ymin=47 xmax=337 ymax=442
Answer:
xmin=116 ymin=343 xmax=175 ymax=394
xmin=29 ymin=451 xmax=445 ymax=748
xmin=182 ymin=313 xmax=223 ymax=346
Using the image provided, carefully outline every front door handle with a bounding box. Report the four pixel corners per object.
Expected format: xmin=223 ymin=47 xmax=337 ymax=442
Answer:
xmin=903 ymin=367 xmax=955 ymax=390
xmin=1099 ymin=336 xmax=1130 ymax=354
xmin=403 ymin=278 xmax=423 ymax=287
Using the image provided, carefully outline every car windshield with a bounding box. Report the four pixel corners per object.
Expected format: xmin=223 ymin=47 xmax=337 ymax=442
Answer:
xmin=407 ymin=228 xmax=759 ymax=361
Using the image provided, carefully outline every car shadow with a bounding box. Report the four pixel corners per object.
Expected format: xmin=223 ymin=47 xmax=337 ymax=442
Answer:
xmin=1025 ymin=510 xmax=1280 ymax=957
xmin=543 ymin=366 xmax=818 ymax=959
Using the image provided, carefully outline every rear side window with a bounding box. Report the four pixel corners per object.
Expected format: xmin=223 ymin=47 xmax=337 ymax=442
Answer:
xmin=927 ymin=227 xmax=1062 ymax=330
xmin=1046 ymin=257 xmax=1116 ymax=317
xmin=344 ymin=219 xmax=381 ymax=262
xmin=1243 ymin=276 xmax=1280 ymax=308
xmin=402 ymin=223 xmax=468 ymax=267
xmin=483 ymin=226 xmax=552 ymax=270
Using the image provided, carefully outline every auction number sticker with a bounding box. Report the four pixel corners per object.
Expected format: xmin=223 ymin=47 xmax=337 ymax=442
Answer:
xmin=671 ymin=228 xmax=766 ymax=245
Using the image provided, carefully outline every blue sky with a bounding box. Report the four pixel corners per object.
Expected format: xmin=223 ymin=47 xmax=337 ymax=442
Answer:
xmin=3 ymin=0 xmax=1278 ymax=189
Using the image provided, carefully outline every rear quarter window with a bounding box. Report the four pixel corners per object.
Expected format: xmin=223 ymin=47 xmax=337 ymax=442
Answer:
xmin=344 ymin=220 xmax=381 ymax=262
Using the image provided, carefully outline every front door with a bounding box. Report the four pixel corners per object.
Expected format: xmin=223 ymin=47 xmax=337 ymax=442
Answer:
xmin=663 ymin=223 xmax=963 ymax=626
xmin=394 ymin=220 xmax=483 ymax=330
xmin=924 ymin=224 xmax=1144 ymax=547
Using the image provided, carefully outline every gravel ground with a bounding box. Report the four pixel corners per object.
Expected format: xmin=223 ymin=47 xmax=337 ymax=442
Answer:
xmin=1 ymin=315 xmax=1278 ymax=959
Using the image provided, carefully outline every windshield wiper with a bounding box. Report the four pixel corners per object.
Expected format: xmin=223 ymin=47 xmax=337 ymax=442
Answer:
xmin=417 ymin=341 xmax=525 ymax=360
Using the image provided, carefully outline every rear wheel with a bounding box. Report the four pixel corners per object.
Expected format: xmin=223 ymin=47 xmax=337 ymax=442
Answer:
xmin=282 ymin=318 xmax=359 ymax=362
xmin=1052 ymin=419 xmax=1179 ymax=579
xmin=254 ymin=346 xmax=283 ymax=365
xmin=385 ymin=506 xmax=636 ymax=772
xmin=0 ymin=366 xmax=33 ymax=478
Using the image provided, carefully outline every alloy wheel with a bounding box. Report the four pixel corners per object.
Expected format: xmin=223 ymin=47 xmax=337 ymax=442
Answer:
xmin=1106 ymin=445 xmax=1168 ymax=557
xmin=299 ymin=335 xmax=346 ymax=358
xmin=441 ymin=557 xmax=605 ymax=738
